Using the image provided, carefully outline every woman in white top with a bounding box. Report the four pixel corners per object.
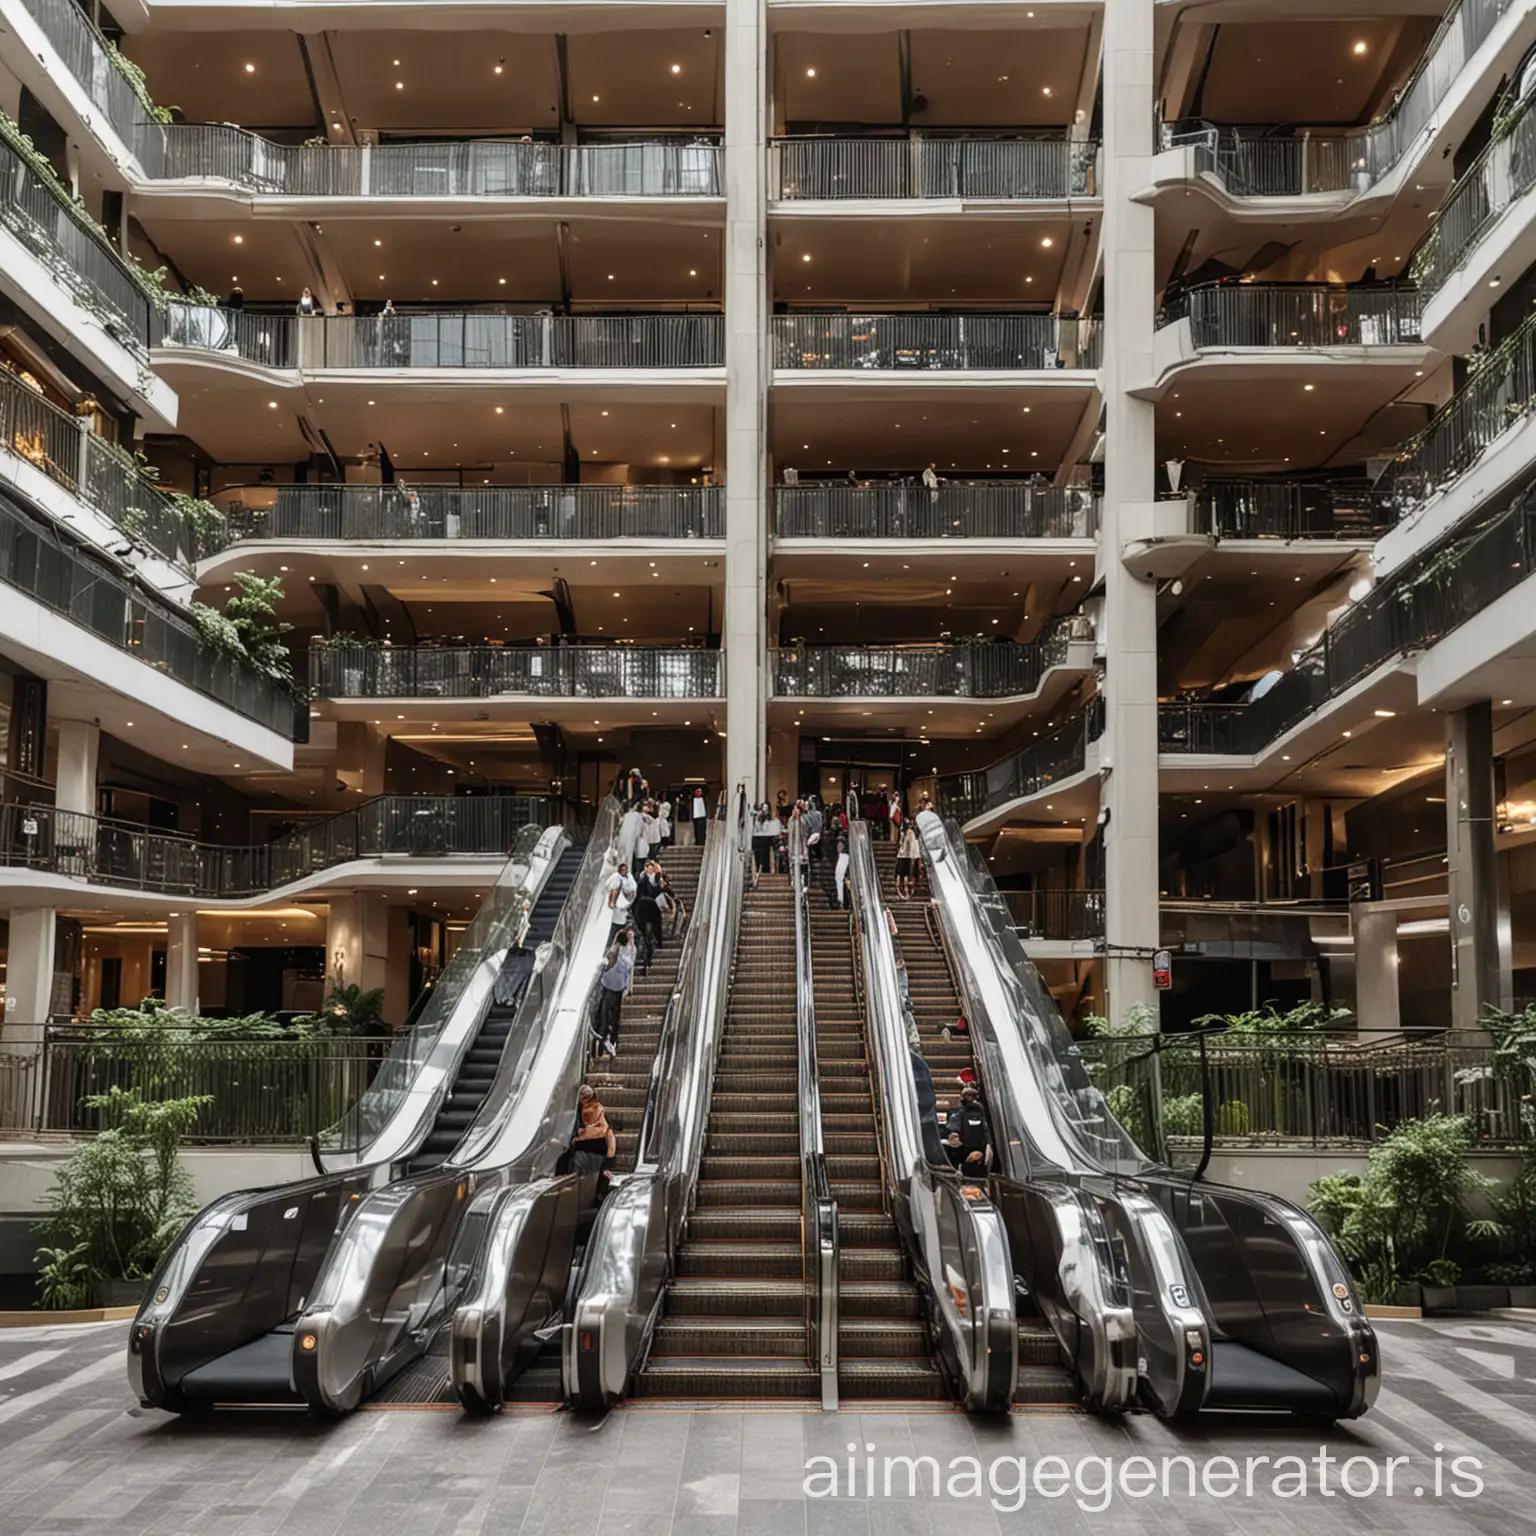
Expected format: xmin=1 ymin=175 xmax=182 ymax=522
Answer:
xmin=639 ymin=804 xmax=660 ymax=862
xmin=896 ymin=821 xmax=922 ymax=900
xmin=833 ymin=837 xmax=850 ymax=909
xmin=658 ymin=798 xmax=673 ymax=847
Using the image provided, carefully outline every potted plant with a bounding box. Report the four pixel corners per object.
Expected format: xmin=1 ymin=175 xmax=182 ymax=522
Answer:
xmin=1417 ymin=1258 xmax=1460 ymax=1313
xmin=33 ymin=1086 xmax=209 ymax=1309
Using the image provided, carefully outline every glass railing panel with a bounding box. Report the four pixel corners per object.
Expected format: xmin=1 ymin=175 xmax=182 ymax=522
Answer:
xmin=772 ymin=136 xmax=1096 ymax=201
xmin=773 ymin=313 xmax=1097 ymax=370
xmin=1194 ymin=479 xmax=1397 ymax=539
xmin=1168 ymin=284 xmax=1422 ymax=347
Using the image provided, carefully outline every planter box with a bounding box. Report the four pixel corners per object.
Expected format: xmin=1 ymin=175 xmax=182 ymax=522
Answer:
xmin=1506 ymin=1286 xmax=1536 ymax=1308
xmin=1455 ymin=1285 xmax=1510 ymax=1311
xmin=92 ymin=1278 xmax=147 ymax=1309
xmin=1420 ymin=1285 xmax=1458 ymax=1313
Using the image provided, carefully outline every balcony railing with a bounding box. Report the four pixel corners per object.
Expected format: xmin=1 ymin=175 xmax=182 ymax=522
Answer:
xmin=156 ymin=307 xmax=725 ymax=370
xmin=937 ymin=695 xmax=1104 ymax=821
xmin=771 ymin=136 xmax=1098 ymax=201
xmin=209 ymin=483 xmax=724 ymax=549
xmin=0 ymin=367 xmax=196 ymax=566
xmin=1193 ymin=479 xmax=1398 ymax=540
xmin=1162 ymin=283 xmax=1424 ymax=348
xmin=772 ymin=625 xmax=1087 ymax=700
xmin=1416 ymin=93 xmax=1536 ymax=298
xmin=18 ymin=1030 xmax=394 ymax=1144
xmin=773 ymin=482 xmax=1099 ymax=539
xmin=1374 ymin=308 xmax=1536 ymax=511
xmin=0 ymin=485 xmax=297 ymax=738
xmin=0 ymin=793 xmax=554 ymax=898
xmin=1081 ymin=1032 xmax=1531 ymax=1151
xmin=1160 ymin=480 xmax=1536 ymax=755
xmin=0 ymin=132 xmax=156 ymax=355
xmin=774 ymin=313 xmax=1099 ymax=371
xmin=310 ymin=642 xmax=722 ymax=700
xmin=1159 ymin=0 xmax=1516 ymax=198
xmin=1007 ymin=887 xmax=1106 ymax=941
xmin=150 ymin=129 xmax=722 ymax=199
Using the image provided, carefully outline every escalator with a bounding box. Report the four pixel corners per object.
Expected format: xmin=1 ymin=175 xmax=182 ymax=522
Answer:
xmin=407 ymin=844 xmax=584 ymax=1174
xmin=915 ymin=807 xmax=1380 ymax=1421
xmin=128 ymin=805 xmax=641 ymax=1415
xmin=806 ymin=889 xmax=942 ymax=1400
xmin=869 ymin=838 xmax=1076 ymax=1406
xmin=633 ymin=868 xmax=818 ymax=1398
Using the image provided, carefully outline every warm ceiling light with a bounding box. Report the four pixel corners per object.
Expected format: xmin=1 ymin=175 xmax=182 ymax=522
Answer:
xmin=1042 ymin=86 xmax=1053 ymax=96
xmin=689 ymin=268 xmax=698 ymax=276
xmin=1353 ymin=40 xmax=1368 ymax=53
xmin=244 ymin=62 xmax=255 ymax=73
xmin=593 ymin=94 xmax=600 ymax=102
xmin=495 ymin=405 xmax=504 ymax=413
xmin=232 ymin=234 xmax=244 ymax=244
xmin=395 ymin=81 xmax=404 ymax=90
xmin=806 ymin=67 xmax=817 ymax=77
xmin=802 ymin=253 xmax=811 ymax=262
xmin=374 ymin=239 xmax=382 ymax=247
xmin=494 ymin=64 xmax=503 ymax=74
xmin=1040 ymin=236 xmax=1054 ymax=248
xmin=671 ymin=63 xmax=682 ymax=73
xmin=499 ymin=277 xmax=507 ymax=285
xmin=267 ymin=400 xmax=278 ymax=409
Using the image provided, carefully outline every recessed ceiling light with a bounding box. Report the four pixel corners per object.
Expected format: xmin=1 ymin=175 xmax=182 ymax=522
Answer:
xmin=802 ymin=253 xmax=811 ymax=262
xmin=1041 ymin=236 xmax=1053 ymax=248
xmin=806 ymin=67 xmax=817 ymax=77
xmin=671 ymin=63 xmax=682 ymax=74
xmin=395 ymin=81 xmax=403 ymax=90
xmin=244 ymin=62 xmax=255 ymax=73
xmin=267 ymin=400 xmax=278 ymax=409
xmin=1353 ymin=40 xmax=1368 ymax=53
xmin=232 ymin=234 xmax=243 ymax=244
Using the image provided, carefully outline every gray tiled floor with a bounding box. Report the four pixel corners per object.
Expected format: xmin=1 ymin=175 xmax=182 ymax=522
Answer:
xmin=1 ymin=1318 xmax=1535 ymax=1533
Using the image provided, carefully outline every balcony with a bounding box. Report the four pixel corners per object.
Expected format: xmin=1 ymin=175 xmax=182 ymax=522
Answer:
xmin=772 ymin=313 xmax=1100 ymax=373
xmin=0 ymin=793 xmax=551 ymax=900
xmin=938 ymin=696 xmax=1103 ymax=827
xmin=207 ymin=483 xmax=724 ymax=553
xmin=770 ymin=136 xmax=1098 ymax=204
xmin=0 ymin=485 xmax=298 ymax=743
xmin=771 ymin=625 xmax=1090 ymax=703
xmin=1006 ymin=887 xmax=1105 ymax=943
xmin=155 ymin=306 xmax=726 ymax=374
xmin=1 ymin=366 xmax=196 ymax=571
xmin=773 ymin=482 xmax=1098 ymax=540
xmin=1165 ymin=284 xmax=1424 ymax=349
xmin=1418 ymin=90 xmax=1536 ymax=349
xmin=1153 ymin=0 xmax=1529 ymax=207
xmin=309 ymin=642 xmax=722 ymax=702
xmin=146 ymin=129 xmax=723 ymax=205
xmin=1191 ymin=479 xmax=1397 ymax=542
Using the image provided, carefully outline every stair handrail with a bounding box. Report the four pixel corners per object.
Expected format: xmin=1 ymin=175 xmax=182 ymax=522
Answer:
xmin=562 ymin=796 xmax=744 ymax=1407
xmin=792 ymin=814 xmax=840 ymax=1410
xmin=845 ymin=804 xmax=1017 ymax=1412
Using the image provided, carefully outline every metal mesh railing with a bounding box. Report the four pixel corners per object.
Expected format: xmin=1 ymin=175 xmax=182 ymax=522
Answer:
xmin=0 ymin=369 xmax=193 ymax=565
xmin=0 ymin=794 xmax=553 ymax=897
xmin=1374 ymin=308 xmax=1536 ymax=510
xmin=1160 ymin=480 xmax=1536 ymax=755
xmin=773 ymin=483 xmax=1099 ymax=539
xmin=772 ymin=136 xmax=1098 ymax=200
xmin=1416 ymin=93 xmax=1536 ymax=296
xmin=1165 ymin=284 xmax=1423 ymax=347
xmin=1194 ymin=479 xmax=1398 ymax=539
xmin=1006 ymin=888 xmax=1106 ymax=941
xmin=0 ymin=133 xmax=156 ymax=354
xmin=1161 ymin=0 xmax=1516 ymax=198
xmin=209 ymin=483 xmax=724 ymax=547
xmin=771 ymin=626 xmax=1085 ymax=700
xmin=157 ymin=307 xmax=724 ymax=370
xmin=0 ymin=485 xmax=297 ymax=737
xmin=937 ymin=696 xmax=1104 ymax=821
xmin=773 ymin=313 xmax=1100 ymax=370
xmin=309 ymin=643 xmax=722 ymax=700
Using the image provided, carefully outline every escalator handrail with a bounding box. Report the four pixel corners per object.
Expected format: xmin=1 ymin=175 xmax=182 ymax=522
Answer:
xmin=563 ymin=802 xmax=745 ymax=1407
xmin=289 ymin=799 xmax=627 ymax=1413
xmin=845 ymin=814 xmax=1016 ymax=1412
xmin=791 ymin=815 xmax=839 ymax=1409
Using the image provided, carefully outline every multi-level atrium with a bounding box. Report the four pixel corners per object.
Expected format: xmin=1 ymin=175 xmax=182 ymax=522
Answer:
xmin=0 ymin=0 xmax=1534 ymax=1493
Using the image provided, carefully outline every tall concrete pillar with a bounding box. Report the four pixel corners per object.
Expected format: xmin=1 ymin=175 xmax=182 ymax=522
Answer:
xmin=1099 ymin=0 xmax=1162 ymax=1026
xmin=1353 ymin=906 xmax=1401 ymax=1037
xmin=722 ymin=0 xmax=768 ymax=806
xmin=165 ymin=911 xmax=199 ymax=1014
xmin=54 ymin=718 xmax=100 ymax=817
xmin=1446 ymin=702 xmax=1506 ymax=1032
xmin=326 ymin=893 xmax=390 ymax=997
xmin=3 ymin=907 xmax=58 ymax=1032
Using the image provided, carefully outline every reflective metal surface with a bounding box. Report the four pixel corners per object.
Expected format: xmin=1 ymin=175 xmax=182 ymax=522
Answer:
xmin=563 ymin=793 xmax=746 ymax=1407
xmin=847 ymin=817 xmax=1016 ymax=1413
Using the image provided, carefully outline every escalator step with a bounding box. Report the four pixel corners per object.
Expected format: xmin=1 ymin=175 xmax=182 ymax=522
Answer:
xmin=839 ymin=1317 xmax=928 ymax=1357
xmin=1015 ymin=1365 xmax=1081 ymax=1406
xmin=1019 ymin=1324 xmax=1063 ymax=1366
xmin=676 ymin=1242 xmax=801 ymax=1278
xmin=652 ymin=1318 xmax=808 ymax=1357
xmin=693 ymin=1180 xmax=801 ymax=1207
xmin=838 ymin=1359 xmax=947 ymax=1400
xmin=839 ymin=1281 xmax=924 ymax=1319
xmin=635 ymin=1358 xmax=819 ymax=1400
xmin=664 ymin=1278 xmax=806 ymax=1316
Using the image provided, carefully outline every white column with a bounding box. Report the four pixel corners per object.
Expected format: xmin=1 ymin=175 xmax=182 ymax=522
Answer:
xmin=54 ymin=718 xmax=99 ymax=817
xmin=326 ymin=893 xmax=390 ymax=995
xmin=1353 ymin=906 xmax=1401 ymax=1038
xmin=722 ymin=0 xmax=769 ymax=805
xmin=165 ymin=911 xmax=199 ymax=1014
xmin=1100 ymin=0 xmax=1162 ymax=1025
xmin=1446 ymin=702 xmax=1505 ymax=1032
xmin=3 ymin=907 xmax=58 ymax=1032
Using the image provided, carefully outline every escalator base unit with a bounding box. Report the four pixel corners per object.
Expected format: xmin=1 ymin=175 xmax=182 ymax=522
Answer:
xmin=179 ymin=1327 xmax=303 ymax=1405
xmin=1205 ymin=1340 xmax=1342 ymax=1416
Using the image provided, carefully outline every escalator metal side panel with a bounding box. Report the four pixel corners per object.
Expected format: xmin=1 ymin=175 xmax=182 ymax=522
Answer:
xmin=1146 ymin=1176 xmax=1379 ymax=1419
xmin=290 ymin=801 xmax=624 ymax=1416
xmin=565 ymin=815 xmax=742 ymax=1408
xmin=847 ymin=822 xmax=1017 ymax=1414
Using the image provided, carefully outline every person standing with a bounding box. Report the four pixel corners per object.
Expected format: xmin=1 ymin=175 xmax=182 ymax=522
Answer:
xmin=634 ymin=860 xmax=664 ymax=973
xmin=658 ymin=796 xmax=673 ymax=849
xmin=832 ymin=836 xmax=850 ymax=909
xmin=691 ymin=786 xmax=708 ymax=845
xmin=606 ymin=861 xmax=636 ymax=934
xmin=946 ymin=1085 xmax=993 ymax=1171
xmin=896 ymin=818 xmax=921 ymax=900
xmin=593 ymin=931 xmax=634 ymax=1057
xmin=295 ymin=286 xmax=317 ymax=316
xmin=752 ymin=801 xmax=776 ymax=878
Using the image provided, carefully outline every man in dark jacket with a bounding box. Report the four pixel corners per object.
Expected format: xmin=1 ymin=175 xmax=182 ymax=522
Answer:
xmin=946 ymin=1086 xmax=992 ymax=1172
